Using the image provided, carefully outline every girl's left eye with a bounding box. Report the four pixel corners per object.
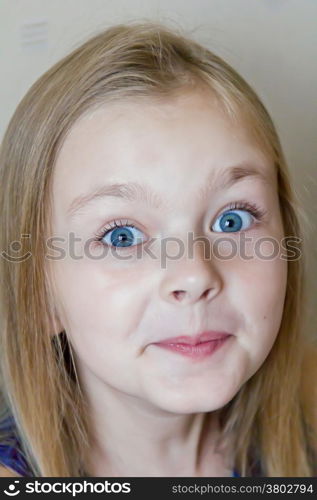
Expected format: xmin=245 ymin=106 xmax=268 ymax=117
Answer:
xmin=94 ymin=219 xmax=146 ymax=248
xmin=211 ymin=202 xmax=265 ymax=233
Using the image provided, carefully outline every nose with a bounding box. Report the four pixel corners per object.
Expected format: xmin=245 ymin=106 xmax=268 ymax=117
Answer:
xmin=159 ymin=239 xmax=222 ymax=306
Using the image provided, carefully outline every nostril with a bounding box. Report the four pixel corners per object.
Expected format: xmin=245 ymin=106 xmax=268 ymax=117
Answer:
xmin=173 ymin=290 xmax=186 ymax=301
xmin=202 ymin=288 xmax=213 ymax=299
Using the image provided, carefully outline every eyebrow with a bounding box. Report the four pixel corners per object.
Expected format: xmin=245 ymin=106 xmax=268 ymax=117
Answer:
xmin=67 ymin=163 xmax=272 ymax=218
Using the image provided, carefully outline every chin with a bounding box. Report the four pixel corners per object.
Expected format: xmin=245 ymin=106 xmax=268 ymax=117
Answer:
xmin=149 ymin=390 xmax=236 ymax=415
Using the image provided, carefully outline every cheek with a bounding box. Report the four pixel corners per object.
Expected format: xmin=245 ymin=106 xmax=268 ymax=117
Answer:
xmin=52 ymin=260 xmax=153 ymax=392
xmin=227 ymin=249 xmax=288 ymax=363
xmin=53 ymin=258 xmax=151 ymax=346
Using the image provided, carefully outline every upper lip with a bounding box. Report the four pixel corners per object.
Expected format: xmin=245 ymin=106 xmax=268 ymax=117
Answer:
xmin=155 ymin=331 xmax=232 ymax=346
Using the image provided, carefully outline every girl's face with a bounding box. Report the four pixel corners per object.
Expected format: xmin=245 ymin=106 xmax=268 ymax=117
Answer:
xmin=51 ymin=89 xmax=287 ymax=414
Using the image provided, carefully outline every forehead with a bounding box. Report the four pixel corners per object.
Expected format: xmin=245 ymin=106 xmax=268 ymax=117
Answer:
xmin=52 ymin=90 xmax=274 ymax=215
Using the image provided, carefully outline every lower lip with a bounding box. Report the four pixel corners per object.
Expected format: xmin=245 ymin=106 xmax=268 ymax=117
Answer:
xmin=154 ymin=336 xmax=231 ymax=360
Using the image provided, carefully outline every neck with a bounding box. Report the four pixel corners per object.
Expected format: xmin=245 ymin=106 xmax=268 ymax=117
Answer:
xmin=82 ymin=384 xmax=233 ymax=477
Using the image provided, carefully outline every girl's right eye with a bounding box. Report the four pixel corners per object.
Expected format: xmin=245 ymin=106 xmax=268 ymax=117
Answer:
xmin=94 ymin=220 xmax=147 ymax=248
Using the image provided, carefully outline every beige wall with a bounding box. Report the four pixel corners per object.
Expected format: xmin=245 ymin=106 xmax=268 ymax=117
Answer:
xmin=1 ymin=0 xmax=316 ymax=337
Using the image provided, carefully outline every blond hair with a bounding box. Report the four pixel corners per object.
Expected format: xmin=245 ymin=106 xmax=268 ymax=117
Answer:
xmin=0 ymin=21 xmax=316 ymax=477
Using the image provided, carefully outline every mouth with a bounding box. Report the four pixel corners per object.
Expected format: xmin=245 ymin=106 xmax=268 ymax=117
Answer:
xmin=152 ymin=331 xmax=232 ymax=360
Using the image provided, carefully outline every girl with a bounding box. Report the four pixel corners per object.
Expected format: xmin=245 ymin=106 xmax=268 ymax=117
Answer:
xmin=0 ymin=21 xmax=316 ymax=478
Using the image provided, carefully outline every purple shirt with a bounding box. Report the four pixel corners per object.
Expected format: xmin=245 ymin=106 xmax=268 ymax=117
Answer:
xmin=0 ymin=415 xmax=33 ymax=476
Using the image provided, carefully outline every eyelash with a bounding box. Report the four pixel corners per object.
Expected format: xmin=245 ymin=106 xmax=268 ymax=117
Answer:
xmin=224 ymin=201 xmax=267 ymax=221
xmin=92 ymin=201 xmax=267 ymax=244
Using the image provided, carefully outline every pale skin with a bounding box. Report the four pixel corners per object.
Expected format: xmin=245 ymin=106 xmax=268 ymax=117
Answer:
xmin=48 ymin=88 xmax=287 ymax=477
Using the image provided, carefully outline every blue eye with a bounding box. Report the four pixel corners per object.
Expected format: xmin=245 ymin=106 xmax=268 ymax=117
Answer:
xmin=212 ymin=209 xmax=255 ymax=233
xmin=98 ymin=221 xmax=146 ymax=248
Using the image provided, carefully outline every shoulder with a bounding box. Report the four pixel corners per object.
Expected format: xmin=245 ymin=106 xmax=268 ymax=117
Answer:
xmin=0 ymin=464 xmax=22 ymax=477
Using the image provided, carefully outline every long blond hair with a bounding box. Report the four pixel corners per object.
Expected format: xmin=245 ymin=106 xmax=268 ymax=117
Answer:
xmin=0 ymin=21 xmax=316 ymax=477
